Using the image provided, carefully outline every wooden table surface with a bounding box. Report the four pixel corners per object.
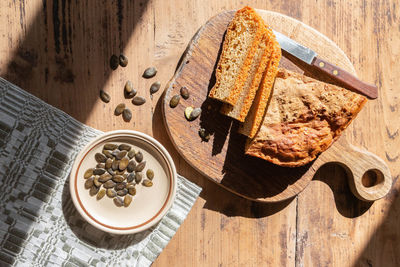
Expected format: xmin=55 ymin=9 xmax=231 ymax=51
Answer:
xmin=0 ymin=1 xmax=398 ymax=266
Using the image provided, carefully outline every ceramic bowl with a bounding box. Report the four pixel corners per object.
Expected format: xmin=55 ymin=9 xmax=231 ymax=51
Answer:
xmin=69 ymin=130 xmax=177 ymax=235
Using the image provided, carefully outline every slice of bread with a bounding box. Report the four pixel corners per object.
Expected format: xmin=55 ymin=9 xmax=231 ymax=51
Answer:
xmin=220 ymin=29 xmax=271 ymax=122
xmin=208 ymin=6 xmax=265 ymax=106
xmin=239 ymin=28 xmax=281 ymax=137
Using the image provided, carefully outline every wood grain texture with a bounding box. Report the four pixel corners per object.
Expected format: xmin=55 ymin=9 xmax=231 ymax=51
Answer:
xmin=0 ymin=0 xmax=398 ymax=266
xmin=162 ymin=10 xmax=390 ymax=202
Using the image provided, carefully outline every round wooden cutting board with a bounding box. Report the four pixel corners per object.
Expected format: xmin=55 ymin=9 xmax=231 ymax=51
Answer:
xmin=162 ymin=10 xmax=392 ymax=202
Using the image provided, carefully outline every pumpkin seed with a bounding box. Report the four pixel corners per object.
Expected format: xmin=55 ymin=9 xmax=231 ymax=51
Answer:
xmin=132 ymin=96 xmax=146 ymax=105
xmin=115 ymin=170 xmax=125 ymax=175
xmin=106 ymin=189 xmax=117 ymax=198
xmin=99 ymin=173 xmax=112 ymax=182
xmin=89 ymin=186 xmax=99 ymax=196
xmin=135 ymin=172 xmax=143 ymax=183
xmin=199 ymin=128 xmax=210 ymax=142
xmin=119 ymin=158 xmax=129 ymax=170
xmin=123 ymin=173 xmax=128 ymax=179
xmin=184 ymin=106 xmax=193 ymax=120
xmin=126 ymin=183 xmax=135 ymax=189
xmin=128 ymin=186 xmax=136 ymax=196
xmin=146 ymin=169 xmax=154 ymax=180
xmin=150 ymin=81 xmax=161 ymax=94
xmin=124 ymin=195 xmax=132 ymax=207
xmin=85 ymin=177 xmax=94 ymax=189
xmin=114 ymin=103 xmax=125 ymax=116
xmin=110 ymin=54 xmax=119 ymax=70
xmin=117 ymin=189 xmax=128 ymax=196
xmin=119 ymin=54 xmax=128 ymax=67
xmin=107 ymin=168 xmax=115 ymax=176
xmin=128 ymin=149 xmax=136 ymax=159
xmin=96 ymin=163 xmax=105 ymax=169
xmin=127 ymin=173 xmax=135 ymax=183
xmin=190 ymin=107 xmax=202 ymax=120
xmin=169 ymin=95 xmax=180 ymax=108
xmin=142 ymin=179 xmax=153 ymax=187
xmin=103 ymin=150 xmax=113 ymax=159
xmin=104 ymin=180 xmax=116 ymax=189
xmin=116 ymin=151 xmax=127 ymax=160
xmin=122 ymin=109 xmax=132 ymax=122
xmin=97 ymin=189 xmax=106 ymax=200
xmin=115 ymin=182 xmax=126 ymax=191
xmin=94 ymin=176 xmax=102 ymax=187
xmin=93 ymin=168 xmax=106 ymax=175
xmin=127 ymin=160 xmax=136 ymax=173
xmin=113 ymin=197 xmax=124 ymax=207
xmin=124 ymin=81 xmax=137 ymax=98
xmin=119 ymin=144 xmax=131 ymax=151
xmin=105 ymin=158 xmax=113 ymax=169
xmin=135 ymin=161 xmax=146 ymax=172
xmin=143 ymin=67 xmax=157 ymax=78
xmin=99 ymin=90 xmax=110 ymax=103
xmin=84 ymin=168 xmax=94 ymax=179
xmin=95 ymin=153 xmax=107 ymax=163
xmin=135 ymin=151 xmax=143 ymax=163
xmin=104 ymin=143 xmax=118 ymax=150
xmin=113 ymin=175 xmax=125 ymax=183
xmin=180 ymin=86 xmax=189 ymax=99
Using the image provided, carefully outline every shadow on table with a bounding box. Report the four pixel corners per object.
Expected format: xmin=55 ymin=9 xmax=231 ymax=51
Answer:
xmin=61 ymin=178 xmax=151 ymax=250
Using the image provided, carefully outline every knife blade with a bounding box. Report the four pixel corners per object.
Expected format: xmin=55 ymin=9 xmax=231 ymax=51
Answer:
xmin=272 ymin=30 xmax=378 ymax=99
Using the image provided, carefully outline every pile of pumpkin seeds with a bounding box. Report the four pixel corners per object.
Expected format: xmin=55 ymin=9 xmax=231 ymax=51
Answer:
xmin=83 ymin=143 xmax=155 ymax=207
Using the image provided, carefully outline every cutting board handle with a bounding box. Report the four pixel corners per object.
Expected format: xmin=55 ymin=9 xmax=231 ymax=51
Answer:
xmin=325 ymin=143 xmax=392 ymax=202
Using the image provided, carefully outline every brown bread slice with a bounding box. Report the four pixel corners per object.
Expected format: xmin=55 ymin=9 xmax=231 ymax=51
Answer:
xmin=220 ymin=27 xmax=272 ymax=122
xmin=208 ymin=6 xmax=265 ymax=105
xmin=245 ymin=68 xmax=367 ymax=167
xmin=238 ymin=29 xmax=281 ymax=137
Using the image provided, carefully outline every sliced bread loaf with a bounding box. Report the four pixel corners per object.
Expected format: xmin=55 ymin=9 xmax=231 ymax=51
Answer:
xmin=208 ymin=6 xmax=265 ymax=106
xmin=239 ymin=28 xmax=281 ymax=137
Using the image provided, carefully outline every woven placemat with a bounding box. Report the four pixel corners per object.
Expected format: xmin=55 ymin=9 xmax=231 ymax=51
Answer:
xmin=0 ymin=78 xmax=202 ymax=267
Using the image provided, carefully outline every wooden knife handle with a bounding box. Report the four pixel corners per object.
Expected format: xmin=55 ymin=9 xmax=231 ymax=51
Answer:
xmin=312 ymin=57 xmax=378 ymax=99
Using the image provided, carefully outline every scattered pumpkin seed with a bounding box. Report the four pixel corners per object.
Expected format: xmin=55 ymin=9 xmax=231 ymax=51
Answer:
xmin=97 ymin=189 xmax=106 ymax=200
xmin=199 ymin=128 xmax=210 ymax=142
xmin=190 ymin=107 xmax=202 ymax=120
xmin=135 ymin=161 xmax=146 ymax=172
xmin=169 ymin=95 xmax=180 ymax=108
xmin=89 ymin=186 xmax=99 ymax=196
xmin=113 ymin=175 xmax=125 ymax=183
xmin=110 ymin=54 xmax=119 ymax=70
xmin=119 ymin=144 xmax=131 ymax=151
xmin=114 ymin=103 xmax=125 ymax=116
xmin=94 ymin=177 xmax=102 ymax=187
xmin=184 ymin=106 xmax=193 ymax=120
xmin=128 ymin=150 xmax=136 ymax=159
xmin=84 ymin=168 xmax=94 ymax=179
xmin=124 ymin=195 xmax=132 ymax=207
xmin=116 ymin=151 xmax=127 ymax=160
xmin=113 ymin=197 xmax=124 ymax=207
xmin=142 ymin=179 xmax=153 ymax=187
xmin=119 ymin=54 xmax=128 ymax=67
xmin=180 ymin=86 xmax=189 ymax=99
xmin=127 ymin=160 xmax=136 ymax=173
xmin=105 ymin=158 xmax=113 ymax=169
xmin=104 ymin=143 xmax=118 ymax=150
xmin=85 ymin=177 xmax=94 ymax=189
xmin=146 ymin=169 xmax=154 ymax=180
xmin=143 ymin=67 xmax=157 ymax=78
xmin=135 ymin=151 xmax=143 ymax=163
xmin=93 ymin=168 xmax=106 ymax=175
xmin=122 ymin=109 xmax=132 ymax=122
xmin=150 ymin=81 xmax=161 ymax=94
xmin=104 ymin=180 xmax=116 ymax=189
xmin=99 ymin=173 xmax=112 ymax=182
xmin=117 ymin=189 xmax=128 ymax=196
xmin=99 ymin=90 xmax=110 ymax=103
xmin=106 ymin=189 xmax=117 ymax=198
xmin=124 ymin=81 xmax=137 ymax=98
xmin=95 ymin=153 xmax=107 ymax=163
xmin=132 ymin=96 xmax=146 ymax=105
xmin=135 ymin=172 xmax=143 ymax=183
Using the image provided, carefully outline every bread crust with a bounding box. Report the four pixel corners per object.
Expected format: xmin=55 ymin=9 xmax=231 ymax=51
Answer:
xmin=245 ymin=68 xmax=367 ymax=167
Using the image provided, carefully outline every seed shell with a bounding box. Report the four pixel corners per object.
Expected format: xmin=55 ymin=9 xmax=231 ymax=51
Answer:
xmin=99 ymin=90 xmax=110 ymax=103
xmin=169 ymin=95 xmax=180 ymax=108
xmin=104 ymin=143 xmax=118 ymax=150
xmin=150 ymin=81 xmax=161 ymax=94
xmin=110 ymin=54 xmax=119 ymax=70
xmin=114 ymin=103 xmax=126 ymax=116
xmin=95 ymin=153 xmax=107 ymax=163
xmin=84 ymin=168 xmax=94 ymax=179
xmin=132 ymin=96 xmax=146 ymax=106
xmin=106 ymin=189 xmax=117 ymax=198
xmin=135 ymin=161 xmax=146 ymax=172
xmin=97 ymin=189 xmax=106 ymax=200
xmin=119 ymin=54 xmax=128 ymax=67
xmin=135 ymin=151 xmax=143 ymax=163
xmin=180 ymin=86 xmax=189 ymax=99
xmin=146 ymin=169 xmax=154 ymax=180
xmin=122 ymin=109 xmax=132 ymax=122
xmin=142 ymin=67 xmax=157 ymax=78
xmin=142 ymin=179 xmax=153 ymax=187
xmin=124 ymin=195 xmax=132 ymax=207
xmin=113 ymin=197 xmax=124 ymax=207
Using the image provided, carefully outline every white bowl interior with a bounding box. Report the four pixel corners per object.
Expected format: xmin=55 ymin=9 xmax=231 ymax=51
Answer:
xmin=70 ymin=131 xmax=175 ymax=234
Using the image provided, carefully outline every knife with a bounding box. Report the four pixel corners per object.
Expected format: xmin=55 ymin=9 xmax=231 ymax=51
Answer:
xmin=273 ymin=30 xmax=378 ymax=99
